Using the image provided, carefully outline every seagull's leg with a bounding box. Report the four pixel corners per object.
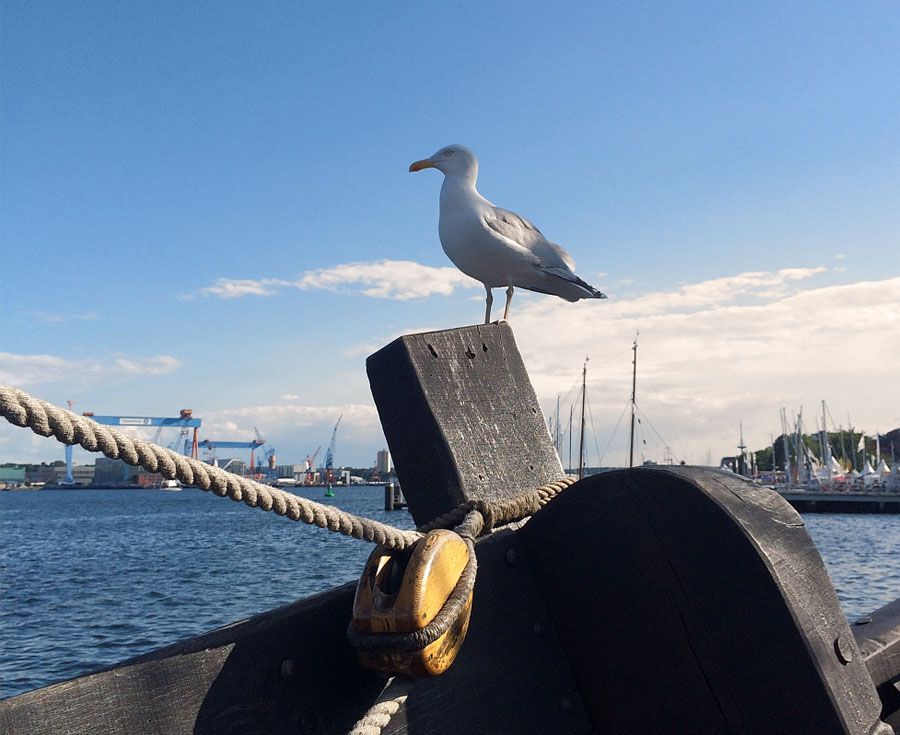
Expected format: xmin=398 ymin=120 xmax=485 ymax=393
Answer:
xmin=502 ymin=286 xmax=514 ymax=321
xmin=484 ymin=285 xmax=493 ymax=325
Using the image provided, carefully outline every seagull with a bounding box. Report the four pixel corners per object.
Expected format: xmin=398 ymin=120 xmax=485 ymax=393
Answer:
xmin=410 ymin=144 xmax=606 ymax=324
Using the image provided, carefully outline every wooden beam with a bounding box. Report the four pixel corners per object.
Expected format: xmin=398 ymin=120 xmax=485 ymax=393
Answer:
xmin=853 ymin=598 xmax=900 ymax=725
xmin=521 ymin=466 xmax=892 ymax=734
xmin=0 ymin=583 xmax=384 ymax=734
xmin=367 ymin=323 xmax=562 ymax=526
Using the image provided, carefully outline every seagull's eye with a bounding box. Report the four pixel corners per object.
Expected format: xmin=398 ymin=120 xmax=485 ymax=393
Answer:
xmin=442 ymin=149 xmax=454 ymax=157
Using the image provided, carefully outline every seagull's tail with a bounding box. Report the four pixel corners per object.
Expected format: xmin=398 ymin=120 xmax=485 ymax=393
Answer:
xmin=540 ymin=267 xmax=607 ymax=301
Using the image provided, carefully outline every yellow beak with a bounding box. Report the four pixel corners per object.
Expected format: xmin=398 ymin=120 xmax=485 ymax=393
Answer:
xmin=409 ymin=159 xmax=435 ymax=172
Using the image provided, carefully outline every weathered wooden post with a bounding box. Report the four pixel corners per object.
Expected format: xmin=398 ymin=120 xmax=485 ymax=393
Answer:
xmin=367 ymin=322 xmax=562 ymax=525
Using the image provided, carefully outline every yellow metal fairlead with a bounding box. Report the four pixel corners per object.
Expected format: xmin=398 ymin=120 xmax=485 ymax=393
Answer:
xmin=350 ymin=529 xmax=474 ymax=677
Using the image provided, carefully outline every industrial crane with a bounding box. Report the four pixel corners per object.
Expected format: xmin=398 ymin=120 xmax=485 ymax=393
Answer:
xmin=324 ymin=415 xmax=342 ymax=484
xmin=197 ymin=434 xmax=264 ymax=476
xmin=63 ymin=401 xmax=77 ymax=485
xmin=304 ymin=446 xmax=322 ymax=485
xmin=67 ymin=409 xmax=201 ymax=483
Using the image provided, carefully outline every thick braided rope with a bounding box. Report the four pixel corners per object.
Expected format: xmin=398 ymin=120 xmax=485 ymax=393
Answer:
xmin=0 ymin=385 xmax=423 ymax=551
xmin=417 ymin=476 xmax=576 ymax=534
xmin=1 ymin=386 xmax=576 ymax=548
xmin=346 ymin=676 xmax=413 ymax=735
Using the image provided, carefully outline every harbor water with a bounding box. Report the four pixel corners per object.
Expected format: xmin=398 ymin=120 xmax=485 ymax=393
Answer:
xmin=1 ymin=486 xmax=898 ymax=699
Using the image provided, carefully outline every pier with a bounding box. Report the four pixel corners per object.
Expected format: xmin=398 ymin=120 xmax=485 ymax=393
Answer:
xmin=777 ymin=489 xmax=900 ymax=514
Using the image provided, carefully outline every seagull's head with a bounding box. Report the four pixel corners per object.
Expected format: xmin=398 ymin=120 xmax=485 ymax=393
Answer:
xmin=409 ymin=144 xmax=478 ymax=180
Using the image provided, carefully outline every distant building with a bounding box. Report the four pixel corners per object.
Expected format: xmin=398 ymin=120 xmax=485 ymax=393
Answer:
xmin=0 ymin=467 xmax=26 ymax=485
xmin=24 ymin=464 xmax=57 ymax=484
xmin=376 ymin=450 xmax=392 ymax=476
xmin=93 ymin=457 xmax=137 ymax=485
xmin=275 ymin=464 xmax=305 ymax=480
xmin=213 ymin=458 xmax=248 ymax=476
xmin=53 ymin=464 xmax=96 ymax=485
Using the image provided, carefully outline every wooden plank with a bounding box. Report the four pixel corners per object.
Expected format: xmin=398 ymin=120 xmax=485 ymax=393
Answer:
xmin=380 ymin=528 xmax=590 ymax=735
xmin=367 ymin=323 xmax=563 ymax=526
xmin=853 ymin=598 xmax=900 ymax=723
xmin=0 ymin=583 xmax=385 ymax=735
xmin=521 ymin=467 xmax=890 ymax=735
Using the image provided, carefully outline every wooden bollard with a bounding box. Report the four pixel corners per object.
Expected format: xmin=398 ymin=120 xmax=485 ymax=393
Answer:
xmin=367 ymin=323 xmax=562 ymax=526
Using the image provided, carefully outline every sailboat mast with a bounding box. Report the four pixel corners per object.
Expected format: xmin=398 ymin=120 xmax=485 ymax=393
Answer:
xmin=781 ymin=408 xmax=791 ymax=484
xmin=555 ymin=395 xmax=561 ymax=456
xmin=578 ymin=359 xmax=587 ymax=480
xmin=629 ymin=337 xmax=638 ymax=468
xmin=568 ymin=405 xmax=574 ymax=475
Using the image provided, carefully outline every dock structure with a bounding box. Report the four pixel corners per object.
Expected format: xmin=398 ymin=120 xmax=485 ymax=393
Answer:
xmin=1 ymin=323 xmax=898 ymax=734
xmin=777 ymin=488 xmax=900 ymax=514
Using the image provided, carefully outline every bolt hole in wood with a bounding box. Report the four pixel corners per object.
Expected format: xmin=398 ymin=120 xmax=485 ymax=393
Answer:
xmin=481 ymin=343 xmax=488 ymax=352
xmin=427 ymin=344 xmax=438 ymax=358
xmin=465 ymin=348 xmax=476 ymax=359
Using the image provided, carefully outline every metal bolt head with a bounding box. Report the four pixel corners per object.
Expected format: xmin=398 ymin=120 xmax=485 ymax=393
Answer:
xmin=834 ymin=634 xmax=854 ymax=665
xmin=281 ymin=658 xmax=298 ymax=681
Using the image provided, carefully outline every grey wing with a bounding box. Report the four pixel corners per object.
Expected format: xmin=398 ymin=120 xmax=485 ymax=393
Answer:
xmin=483 ymin=207 xmax=545 ymax=252
xmin=485 ymin=207 xmax=576 ymax=271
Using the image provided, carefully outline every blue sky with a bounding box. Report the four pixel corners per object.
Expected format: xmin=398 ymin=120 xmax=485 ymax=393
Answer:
xmin=2 ymin=2 xmax=899 ymax=469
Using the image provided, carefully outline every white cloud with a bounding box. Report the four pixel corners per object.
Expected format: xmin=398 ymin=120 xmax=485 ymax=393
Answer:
xmin=508 ymin=271 xmax=900 ymax=466
xmin=201 ymin=403 xmax=379 ymax=437
xmin=199 ymin=260 xmax=478 ymax=301
xmin=4 ymin=268 xmax=898 ymax=470
xmin=200 ymin=278 xmax=290 ymax=299
xmin=0 ymin=353 xmax=181 ymax=387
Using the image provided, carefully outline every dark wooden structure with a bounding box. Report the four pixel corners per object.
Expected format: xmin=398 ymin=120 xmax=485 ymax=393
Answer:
xmin=2 ymin=323 xmax=898 ymax=734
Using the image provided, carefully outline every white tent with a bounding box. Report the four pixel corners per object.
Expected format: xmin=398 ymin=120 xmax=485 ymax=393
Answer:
xmin=860 ymin=459 xmax=878 ymax=487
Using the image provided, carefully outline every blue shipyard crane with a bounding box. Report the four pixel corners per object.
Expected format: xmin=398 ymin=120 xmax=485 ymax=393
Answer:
xmin=62 ymin=400 xmax=77 ymax=485
xmin=197 ymin=435 xmax=265 ymax=475
xmin=67 ymin=409 xmax=201 ymax=483
xmin=324 ymin=415 xmax=342 ymax=484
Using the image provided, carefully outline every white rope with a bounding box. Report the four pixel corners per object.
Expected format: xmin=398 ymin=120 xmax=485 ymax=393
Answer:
xmin=1 ymin=385 xmax=576 ymax=549
xmin=347 ymin=677 xmax=413 ymax=735
xmin=0 ymin=385 xmax=423 ymax=551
